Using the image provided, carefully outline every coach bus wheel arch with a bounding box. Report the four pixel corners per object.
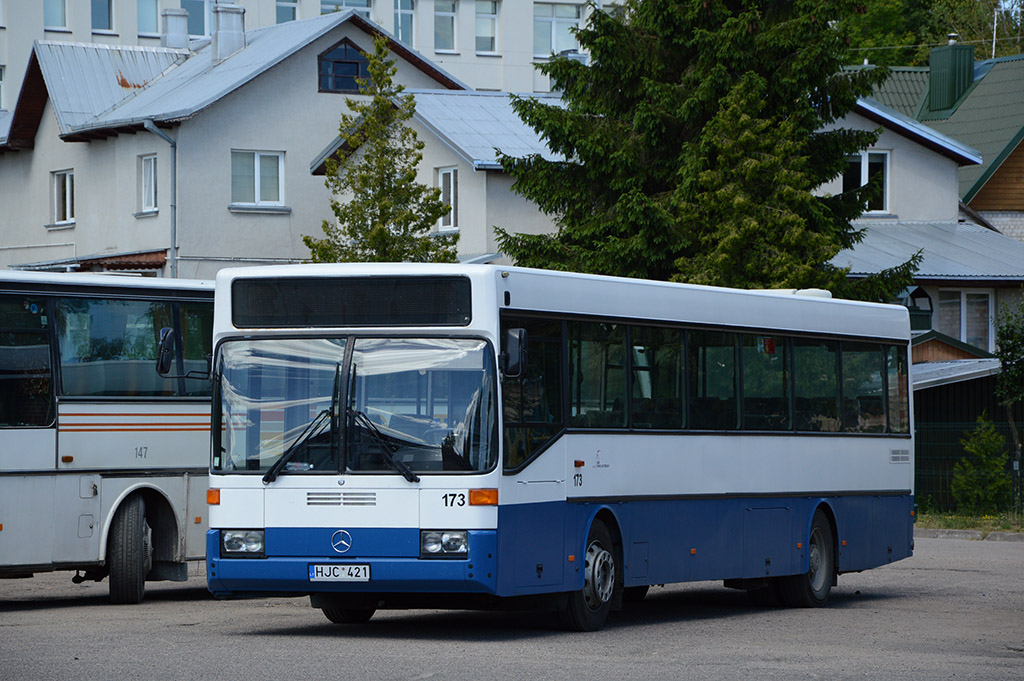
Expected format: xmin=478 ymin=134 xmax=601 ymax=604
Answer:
xmin=107 ymin=494 xmax=153 ymax=604
xmin=777 ymin=507 xmax=836 ymax=608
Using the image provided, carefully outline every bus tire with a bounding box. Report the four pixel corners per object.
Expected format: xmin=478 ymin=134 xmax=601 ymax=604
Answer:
xmin=777 ymin=509 xmax=834 ymax=608
xmin=559 ymin=520 xmax=616 ymax=631
xmin=321 ymin=607 xmax=376 ymax=624
xmin=108 ymin=495 xmax=153 ymax=605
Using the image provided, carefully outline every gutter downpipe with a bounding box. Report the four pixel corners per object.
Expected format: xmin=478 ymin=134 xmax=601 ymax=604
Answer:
xmin=143 ymin=120 xmax=178 ymax=278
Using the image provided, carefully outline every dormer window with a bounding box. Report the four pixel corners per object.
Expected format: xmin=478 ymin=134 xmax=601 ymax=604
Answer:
xmin=843 ymin=150 xmax=889 ymax=214
xmin=319 ymin=39 xmax=371 ymax=93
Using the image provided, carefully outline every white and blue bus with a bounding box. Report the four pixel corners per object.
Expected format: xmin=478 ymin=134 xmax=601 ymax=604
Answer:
xmin=205 ymin=264 xmax=913 ymax=630
xmin=0 ymin=271 xmax=213 ymax=603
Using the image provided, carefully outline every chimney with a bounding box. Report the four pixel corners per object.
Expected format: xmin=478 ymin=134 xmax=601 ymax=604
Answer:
xmin=928 ymin=33 xmax=974 ymax=111
xmin=161 ymin=8 xmax=189 ymax=49
xmin=212 ymin=4 xmax=246 ymax=65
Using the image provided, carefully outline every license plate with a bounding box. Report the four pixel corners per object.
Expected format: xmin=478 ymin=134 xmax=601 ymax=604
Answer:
xmin=309 ymin=564 xmax=370 ymax=582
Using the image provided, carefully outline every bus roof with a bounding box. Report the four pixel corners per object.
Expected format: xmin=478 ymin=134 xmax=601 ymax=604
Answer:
xmin=1 ymin=270 xmax=212 ymax=292
xmin=214 ymin=263 xmax=910 ymax=342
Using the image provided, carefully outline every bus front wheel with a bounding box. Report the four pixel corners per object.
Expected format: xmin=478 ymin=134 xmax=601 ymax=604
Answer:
xmin=560 ymin=520 xmax=616 ymax=631
xmin=777 ymin=509 xmax=834 ymax=608
xmin=108 ymin=495 xmax=153 ymax=604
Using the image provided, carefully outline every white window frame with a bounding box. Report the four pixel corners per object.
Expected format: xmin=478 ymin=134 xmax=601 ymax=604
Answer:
xmin=231 ymin=150 xmax=285 ymax=208
xmin=276 ymin=0 xmax=299 ymax=23
xmin=937 ymin=288 xmax=995 ymax=352
xmin=52 ymin=169 xmax=75 ymax=226
xmin=139 ymin=154 xmax=158 ymax=213
xmin=138 ymin=0 xmax=160 ymax=34
xmin=434 ymin=0 xmax=458 ymax=52
xmin=438 ymin=166 xmax=458 ymax=231
xmin=533 ymin=3 xmax=582 ymax=58
xmin=0 ymin=66 xmax=5 ymax=110
xmin=322 ymin=0 xmax=372 ymax=18
xmin=92 ymin=0 xmax=114 ymax=32
xmin=844 ymin=149 xmax=890 ymax=214
xmin=395 ymin=0 xmax=415 ymax=46
xmin=44 ymin=0 xmax=69 ymax=30
xmin=475 ymin=0 xmax=498 ymax=54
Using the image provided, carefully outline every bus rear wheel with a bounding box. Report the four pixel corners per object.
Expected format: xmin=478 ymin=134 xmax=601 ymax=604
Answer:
xmin=559 ymin=520 xmax=616 ymax=631
xmin=777 ymin=509 xmax=834 ymax=608
xmin=108 ymin=495 xmax=153 ymax=604
xmin=321 ymin=607 xmax=376 ymax=624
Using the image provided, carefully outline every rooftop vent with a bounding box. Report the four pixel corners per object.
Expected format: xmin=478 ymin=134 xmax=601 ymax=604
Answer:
xmin=212 ymin=4 xmax=246 ymax=65
xmin=161 ymin=8 xmax=189 ymax=50
xmin=929 ymin=34 xmax=974 ymax=111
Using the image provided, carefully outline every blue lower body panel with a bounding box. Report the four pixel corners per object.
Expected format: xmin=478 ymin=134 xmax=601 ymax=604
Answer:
xmin=208 ymin=494 xmax=913 ymax=598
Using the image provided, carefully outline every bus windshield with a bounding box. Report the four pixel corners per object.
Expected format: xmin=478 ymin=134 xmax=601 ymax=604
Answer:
xmin=215 ymin=337 xmax=497 ymax=475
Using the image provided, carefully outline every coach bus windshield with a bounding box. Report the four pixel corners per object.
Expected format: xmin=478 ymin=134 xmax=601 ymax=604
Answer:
xmin=214 ymin=337 xmax=497 ymax=475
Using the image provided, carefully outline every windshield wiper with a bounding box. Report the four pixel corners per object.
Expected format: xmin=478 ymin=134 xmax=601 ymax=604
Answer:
xmin=350 ymin=409 xmax=420 ymax=483
xmin=262 ymin=408 xmax=331 ymax=485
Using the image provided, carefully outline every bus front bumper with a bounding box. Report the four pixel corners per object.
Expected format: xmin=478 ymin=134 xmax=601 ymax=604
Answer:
xmin=206 ymin=529 xmax=498 ymax=597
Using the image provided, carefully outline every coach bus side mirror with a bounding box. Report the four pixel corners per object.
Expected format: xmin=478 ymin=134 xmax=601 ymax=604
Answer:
xmin=157 ymin=327 xmax=175 ymax=376
xmin=501 ymin=328 xmax=527 ymax=379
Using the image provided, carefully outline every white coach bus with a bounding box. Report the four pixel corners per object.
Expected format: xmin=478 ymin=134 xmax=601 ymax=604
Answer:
xmin=204 ymin=264 xmax=913 ymax=630
xmin=0 ymin=271 xmax=213 ymax=603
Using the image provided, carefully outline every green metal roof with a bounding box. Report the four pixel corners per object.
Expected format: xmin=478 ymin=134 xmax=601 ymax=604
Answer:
xmin=870 ymin=67 xmax=930 ymax=118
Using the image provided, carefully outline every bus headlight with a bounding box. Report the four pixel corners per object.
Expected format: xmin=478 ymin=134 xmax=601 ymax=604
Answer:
xmin=420 ymin=530 xmax=468 ymax=558
xmin=221 ymin=529 xmax=265 ymax=558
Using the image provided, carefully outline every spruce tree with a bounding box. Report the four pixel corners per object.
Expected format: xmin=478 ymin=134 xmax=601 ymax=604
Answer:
xmin=304 ymin=36 xmax=457 ymax=263
xmin=497 ymin=0 xmax=919 ymax=300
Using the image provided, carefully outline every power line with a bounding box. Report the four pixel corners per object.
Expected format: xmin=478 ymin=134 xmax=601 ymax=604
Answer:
xmin=849 ymin=35 xmax=1024 ymax=53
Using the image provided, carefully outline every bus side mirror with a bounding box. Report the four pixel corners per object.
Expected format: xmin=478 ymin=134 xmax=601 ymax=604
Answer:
xmin=501 ymin=328 xmax=527 ymax=379
xmin=157 ymin=327 xmax=175 ymax=376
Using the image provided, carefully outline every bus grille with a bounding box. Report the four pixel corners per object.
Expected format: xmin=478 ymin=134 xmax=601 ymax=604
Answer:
xmin=305 ymin=491 xmax=377 ymax=506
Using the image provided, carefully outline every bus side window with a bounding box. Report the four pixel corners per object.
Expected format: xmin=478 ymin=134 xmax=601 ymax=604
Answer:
xmin=501 ymin=317 xmax=564 ymax=470
xmin=841 ymin=343 xmax=886 ymax=433
xmin=793 ymin=338 xmax=840 ymax=432
xmin=886 ymin=345 xmax=910 ymax=434
xmin=688 ymin=330 xmax=739 ymax=430
xmin=56 ymin=298 xmax=178 ymax=397
xmin=631 ymin=326 xmax=685 ymax=429
xmin=0 ymin=295 xmax=56 ymax=427
xmin=741 ymin=334 xmax=791 ymax=431
xmin=180 ymin=302 xmax=214 ymax=396
xmin=569 ymin=321 xmax=627 ymax=428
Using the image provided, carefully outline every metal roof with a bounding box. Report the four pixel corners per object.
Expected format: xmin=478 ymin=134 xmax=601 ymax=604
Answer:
xmin=32 ymin=41 xmax=189 ymax=135
xmin=409 ymin=90 xmax=565 ymax=170
xmin=855 ymin=97 xmax=981 ymax=166
xmin=835 ymin=220 xmax=1024 ymax=280
xmin=912 ymin=359 xmax=1002 ymax=390
xmin=922 ymin=55 xmax=1024 ymax=201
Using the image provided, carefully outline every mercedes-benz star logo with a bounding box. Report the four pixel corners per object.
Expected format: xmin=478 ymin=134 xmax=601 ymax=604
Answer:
xmin=331 ymin=529 xmax=353 ymax=554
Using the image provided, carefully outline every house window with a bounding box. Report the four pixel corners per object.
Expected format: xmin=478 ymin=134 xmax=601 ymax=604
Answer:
xmin=45 ymin=0 xmax=68 ymax=29
xmin=322 ymin=0 xmax=372 ymax=18
xmin=435 ymin=1 xmax=457 ymax=51
xmin=139 ymin=155 xmax=158 ymax=213
xmin=277 ymin=0 xmax=298 ymax=23
xmin=231 ymin=151 xmax=284 ymax=206
xmin=138 ymin=0 xmax=159 ymax=33
xmin=395 ymin=0 xmax=414 ymax=46
xmin=52 ymin=170 xmax=75 ymax=225
xmin=533 ymin=3 xmax=581 ymax=57
xmin=181 ymin=0 xmax=215 ymax=36
xmin=92 ymin=0 xmax=113 ymax=31
xmin=476 ymin=1 xmax=498 ymax=53
xmin=438 ymin=167 xmax=458 ymax=230
xmin=319 ymin=39 xmax=371 ymax=92
xmin=936 ymin=289 xmax=994 ymax=351
xmin=843 ymin=150 xmax=889 ymax=213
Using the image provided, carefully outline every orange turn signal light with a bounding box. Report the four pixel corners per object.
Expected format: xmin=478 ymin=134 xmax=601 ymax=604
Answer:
xmin=206 ymin=488 xmax=221 ymax=505
xmin=469 ymin=488 xmax=498 ymax=506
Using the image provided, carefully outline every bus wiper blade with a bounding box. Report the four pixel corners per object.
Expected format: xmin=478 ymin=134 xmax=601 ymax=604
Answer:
xmin=350 ymin=409 xmax=421 ymax=483
xmin=262 ymin=408 xmax=331 ymax=485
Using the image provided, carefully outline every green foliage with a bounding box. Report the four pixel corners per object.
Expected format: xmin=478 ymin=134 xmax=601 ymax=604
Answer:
xmin=995 ymin=291 xmax=1024 ymax=412
xmin=303 ymin=36 xmax=457 ymax=263
xmin=496 ymin=0 xmax=919 ymax=301
xmin=952 ymin=413 xmax=1012 ymax=514
xmin=840 ymin=0 xmax=941 ymax=66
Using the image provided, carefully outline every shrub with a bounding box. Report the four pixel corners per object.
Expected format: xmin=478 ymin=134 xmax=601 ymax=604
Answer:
xmin=952 ymin=413 xmax=1012 ymax=514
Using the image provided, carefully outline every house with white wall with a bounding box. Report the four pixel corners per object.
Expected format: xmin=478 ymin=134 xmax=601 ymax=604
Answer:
xmin=1 ymin=9 xmax=548 ymax=278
